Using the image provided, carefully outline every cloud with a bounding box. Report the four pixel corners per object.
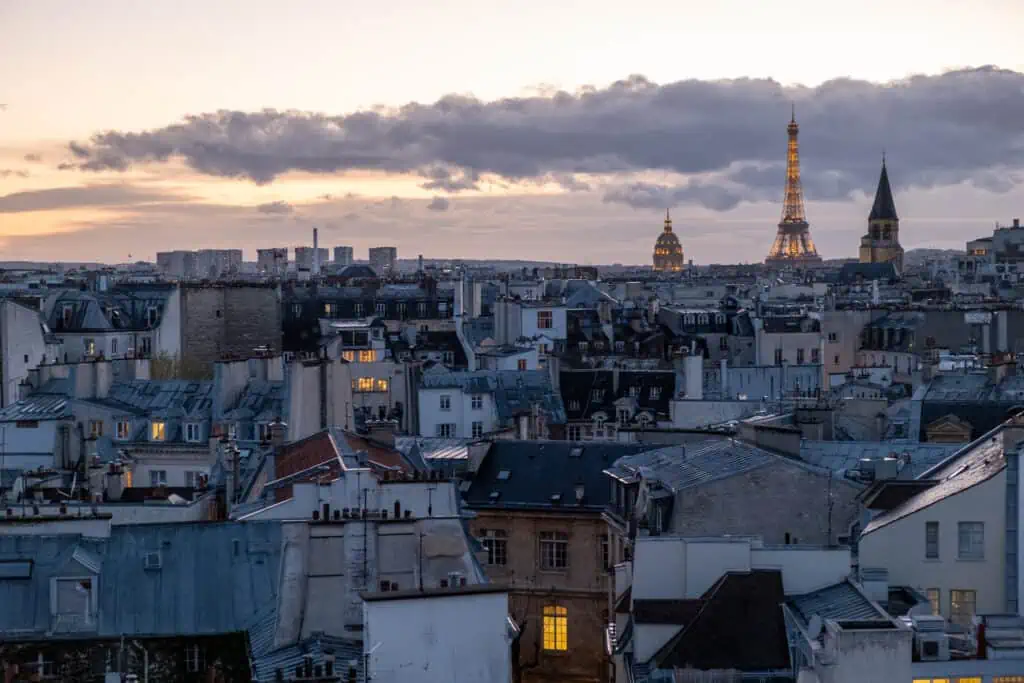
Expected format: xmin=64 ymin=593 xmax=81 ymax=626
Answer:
xmin=426 ymin=196 xmax=450 ymax=211
xmin=0 ymin=169 xmax=29 ymax=179
xmin=63 ymin=67 xmax=1024 ymax=211
xmin=256 ymin=200 xmax=294 ymax=214
xmin=23 ymin=154 xmax=41 ymax=163
xmin=0 ymin=184 xmax=191 ymax=213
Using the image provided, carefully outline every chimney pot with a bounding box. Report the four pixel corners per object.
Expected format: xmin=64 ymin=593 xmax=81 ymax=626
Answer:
xmin=312 ymin=510 xmax=320 ymax=521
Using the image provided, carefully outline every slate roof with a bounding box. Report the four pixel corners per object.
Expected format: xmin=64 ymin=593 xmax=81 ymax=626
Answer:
xmin=652 ymin=570 xmax=790 ymax=673
xmin=0 ymin=394 xmax=71 ymax=422
xmin=0 ymin=521 xmax=282 ymax=640
xmin=560 ymin=369 xmax=675 ymax=421
xmin=221 ymin=380 xmax=285 ymax=423
xmin=869 ymin=161 xmax=899 ymax=222
xmin=422 ymin=369 xmax=566 ymax=424
xmin=100 ymin=380 xmax=215 ymax=419
xmin=787 ymin=579 xmax=889 ymax=629
xmin=45 ymin=287 xmax=174 ymax=333
xmin=463 ymin=440 xmax=650 ymax=512
xmin=604 ymin=440 xmax=778 ymax=494
xmin=798 ymin=441 xmax=960 ymax=480
xmin=862 ymin=427 xmax=1007 ymax=534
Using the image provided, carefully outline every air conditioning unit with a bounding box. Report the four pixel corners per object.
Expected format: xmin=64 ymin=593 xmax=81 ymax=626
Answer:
xmin=915 ymin=632 xmax=950 ymax=661
xmin=143 ymin=551 xmax=163 ymax=571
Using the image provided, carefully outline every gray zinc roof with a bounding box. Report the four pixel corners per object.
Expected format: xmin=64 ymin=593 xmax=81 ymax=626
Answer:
xmin=787 ymin=579 xmax=889 ymax=628
xmin=604 ymin=439 xmax=778 ymax=494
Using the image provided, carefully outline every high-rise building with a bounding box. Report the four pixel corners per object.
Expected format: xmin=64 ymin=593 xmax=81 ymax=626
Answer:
xmin=334 ymin=246 xmax=354 ymax=266
xmin=369 ymin=247 xmax=398 ymax=275
xmin=859 ymin=157 xmax=904 ymax=273
xmin=257 ymin=248 xmax=289 ymax=276
xmin=295 ymin=247 xmax=329 ymax=272
xmin=195 ymin=249 xmax=243 ymax=279
xmin=652 ymin=210 xmax=684 ymax=272
xmin=156 ymin=250 xmax=196 ymax=279
xmin=765 ymin=110 xmax=822 ymax=267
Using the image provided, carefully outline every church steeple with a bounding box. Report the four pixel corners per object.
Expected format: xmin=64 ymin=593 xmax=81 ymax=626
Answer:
xmin=869 ymin=156 xmax=899 ymax=222
xmin=664 ymin=208 xmax=673 ymax=232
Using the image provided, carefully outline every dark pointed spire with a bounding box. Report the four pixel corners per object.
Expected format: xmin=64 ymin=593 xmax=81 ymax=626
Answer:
xmin=869 ymin=156 xmax=898 ymax=222
xmin=664 ymin=208 xmax=673 ymax=232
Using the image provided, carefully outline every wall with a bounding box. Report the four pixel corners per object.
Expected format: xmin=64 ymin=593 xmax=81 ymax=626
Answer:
xmin=418 ymin=386 xmax=497 ymax=438
xmin=750 ymin=547 xmax=851 ymax=595
xmin=820 ymin=310 xmax=874 ymax=379
xmin=816 ymin=624 xmax=913 ymax=683
xmin=470 ymin=510 xmax=608 ymax=683
xmin=757 ymin=330 xmax=822 ymax=368
xmin=859 ymin=470 xmax=1006 ymax=620
xmin=668 ymin=400 xmax=765 ymax=429
xmin=521 ymin=306 xmax=568 ymax=343
xmin=364 ymin=590 xmax=511 ymax=683
xmin=0 ymin=300 xmax=47 ymax=408
xmin=180 ymin=284 xmax=281 ymax=372
xmin=668 ymin=460 xmax=860 ymax=547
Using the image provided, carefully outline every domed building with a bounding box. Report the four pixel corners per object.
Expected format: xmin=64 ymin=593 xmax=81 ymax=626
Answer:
xmin=652 ymin=210 xmax=684 ymax=272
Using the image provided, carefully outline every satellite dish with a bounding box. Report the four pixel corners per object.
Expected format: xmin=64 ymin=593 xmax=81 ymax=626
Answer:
xmin=807 ymin=615 xmax=824 ymax=640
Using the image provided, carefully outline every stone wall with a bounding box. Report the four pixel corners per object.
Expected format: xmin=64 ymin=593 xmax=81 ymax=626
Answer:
xmin=180 ymin=284 xmax=281 ymax=374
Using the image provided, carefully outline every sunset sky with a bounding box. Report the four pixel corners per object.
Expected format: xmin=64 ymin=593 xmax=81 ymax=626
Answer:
xmin=1 ymin=0 xmax=1023 ymax=264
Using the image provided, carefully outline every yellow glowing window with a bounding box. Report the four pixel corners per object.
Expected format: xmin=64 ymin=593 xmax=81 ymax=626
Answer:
xmin=542 ymin=605 xmax=567 ymax=651
xmin=359 ymin=350 xmax=377 ymax=362
xmin=957 ymin=678 xmax=982 ymax=683
xmin=375 ymin=378 xmax=389 ymax=392
xmin=124 ymin=470 xmax=133 ymax=488
xmin=354 ymin=377 xmax=374 ymax=392
xmin=994 ymin=678 xmax=1024 ymax=683
xmin=342 ymin=351 xmax=355 ymax=362
xmin=150 ymin=421 xmax=166 ymax=441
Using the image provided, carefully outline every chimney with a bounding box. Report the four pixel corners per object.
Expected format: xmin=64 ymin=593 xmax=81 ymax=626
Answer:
xmin=105 ymin=463 xmax=126 ymax=501
xmin=269 ymin=417 xmax=288 ymax=448
xmin=312 ymin=227 xmax=320 ymax=275
xmin=367 ymin=420 xmax=397 ymax=447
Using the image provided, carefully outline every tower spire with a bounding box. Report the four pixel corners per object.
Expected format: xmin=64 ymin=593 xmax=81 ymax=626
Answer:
xmin=766 ymin=112 xmax=821 ymax=266
xmin=664 ymin=208 xmax=672 ymax=232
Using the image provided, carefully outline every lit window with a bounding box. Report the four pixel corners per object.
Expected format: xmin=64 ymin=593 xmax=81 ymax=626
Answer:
xmin=375 ymin=378 xmax=389 ymax=392
xmin=537 ymin=311 xmax=553 ymax=329
xmin=956 ymin=678 xmax=982 ymax=683
xmin=342 ymin=351 xmax=355 ymax=362
xmin=116 ymin=420 xmax=131 ymax=440
xmin=353 ymin=377 xmax=375 ymax=392
xmin=359 ymin=349 xmax=377 ymax=363
xmin=324 ymin=303 xmax=337 ymax=317
xmin=539 ymin=531 xmax=568 ymax=570
xmin=926 ymin=588 xmax=940 ymax=616
xmin=150 ymin=421 xmax=166 ymax=441
xmin=517 ymin=358 xmax=528 ymax=371
xmin=88 ymin=420 xmax=103 ymax=438
xmin=542 ymin=605 xmax=568 ymax=651
xmin=950 ymin=589 xmax=977 ymax=627
xmin=480 ymin=529 xmax=507 ymax=566
xmin=958 ymin=522 xmax=984 ymax=560
xmin=84 ymin=339 xmax=96 ymax=356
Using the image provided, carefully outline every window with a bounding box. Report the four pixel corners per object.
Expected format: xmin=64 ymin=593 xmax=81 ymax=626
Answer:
xmin=354 ymin=303 xmax=364 ymax=317
xmin=185 ymin=423 xmax=202 ymax=443
xmin=537 ymin=311 xmax=553 ymax=329
xmin=149 ymin=470 xmax=168 ymax=487
xmin=568 ymin=400 xmax=580 ymax=411
xmin=833 ymin=354 xmax=840 ymax=366
xmin=139 ymin=336 xmax=152 ymax=355
xmin=617 ymin=408 xmax=630 ymax=426
xmin=111 ymin=338 xmax=118 ymax=354
xmin=925 ymin=521 xmax=939 ymax=559
xmin=517 ymin=358 xmax=528 ymax=371
xmin=615 ymin=341 xmax=625 ymax=352
xmin=926 ymin=588 xmax=940 ymax=615
xmin=374 ymin=378 xmax=389 ymax=392
xmin=54 ymin=577 xmax=94 ymax=623
xmin=353 ymin=377 xmax=375 ymax=392
xmin=359 ymin=349 xmax=377 ymax=363
xmin=418 ymin=302 xmax=427 ymax=317
xmin=84 ymin=339 xmax=96 ymax=356
xmin=376 ymin=302 xmax=386 ymax=316
xmin=958 ymin=522 xmax=984 ymax=560
xmin=257 ymin=423 xmax=271 ymax=442
xmin=324 ymin=303 xmax=337 ymax=317
xmin=436 ymin=423 xmax=455 ymax=438
xmin=649 ymin=386 xmax=661 ymax=400
xmin=950 ymin=589 xmax=977 ymax=627
xmin=443 ymin=351 xmax=455 ymax=365
xmin=542 ymin=605 xmax=568 ymax=651
xmin=774 ymin=349 xmax=783 ymax=365
xmin=600 ymin=534 xmax=610 ymax=570
xmin=472 ymin=421 xmax=483 ymax=438
xmin=796 ymin=348 xmax=805 ymax=365
xmin=440 ymin=394 xmax=451 ymax=411
xmin=184 ymin=471 xmax=204 ymax=488
xmin=539 ymin=531 xmax=569 ymax=570
xmin=471 ymin=394 xmax=483 ymax=410
xmin=591 ymin=389 xmax=604 ymax=402
xmin=811 ymin=348 xmax=820 ymax=364
xmin=185 ymin=645 xmax=202 ymax=674
xmin=150 ymin=421 xmax=166 ymax=442
xmin=827 ymin=332 xmax=838 ymax=343
xmin=88 ymin=420 xmax=103 ymax=438
xmin=116 ymin=420 xmax=130 ymax=440
xmin=567 ymin=425 xmax=581 ymax=441
xmin=480 ymin=529 xmax=507 ymax=566
xmin=719 ymin=336 xmax=728 ymax=350
xmin=227 ymin=422 xmax=237 ymax=440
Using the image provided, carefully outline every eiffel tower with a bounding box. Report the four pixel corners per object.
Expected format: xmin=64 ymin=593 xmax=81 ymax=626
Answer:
xmin=765 ymin=108 xmax=822 ymax=266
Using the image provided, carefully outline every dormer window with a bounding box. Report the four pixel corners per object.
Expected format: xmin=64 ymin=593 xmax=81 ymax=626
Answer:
xmin=184 ymin=423 xmax=202 ymax=443
xmin=150 ymin=421 xmax=166 ymax=442
xmin=116 ymin=420 xmax=131 ymax=440
xmin=146 ymin=306 xmax=159 ymax=328
xmin=615 ymin=341 xmax=625 ymax=352
xmin=568 ymin=400 xmax=580 ymax=411
xmin=649 ymin=387 xmax=661 ymax=400
xmin=591 ymin=389 xmax=604 ymax=402
xmin=698 ymin=313 xmax=709 ymax=325
xmin=257 ymin=423 xmax=271 ymax=441
xmin=629 ymin=386 xmax=640 ymax=398
xmin=52 ymin=577 xmax=95 ymax=627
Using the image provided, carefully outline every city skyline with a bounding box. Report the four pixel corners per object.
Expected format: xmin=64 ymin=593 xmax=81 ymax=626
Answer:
xmin=2 ymin=0 xmax=1024 ymax=263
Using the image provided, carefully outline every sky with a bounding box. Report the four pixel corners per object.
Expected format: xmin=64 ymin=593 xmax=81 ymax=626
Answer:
xmin=1 ymin=0 xmax=1023 ymax=264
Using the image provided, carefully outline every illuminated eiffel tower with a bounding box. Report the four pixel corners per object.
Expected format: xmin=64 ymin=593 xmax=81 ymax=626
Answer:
xmin=765 ymin=108 xmax=822 ymax=267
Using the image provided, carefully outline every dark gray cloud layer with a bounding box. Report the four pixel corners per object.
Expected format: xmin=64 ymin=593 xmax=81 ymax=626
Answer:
xmin=65 ymin=67 xmax=1024 ymax=210
xmin=256 ymin=200 xmax=294 ymax=214
xmin=0 ymin=184 xmax=189 ymax=213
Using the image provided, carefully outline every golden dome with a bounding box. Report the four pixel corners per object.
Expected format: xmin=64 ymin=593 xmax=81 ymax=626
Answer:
xmin=653 ymin=209 xmax=684 ymax=272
